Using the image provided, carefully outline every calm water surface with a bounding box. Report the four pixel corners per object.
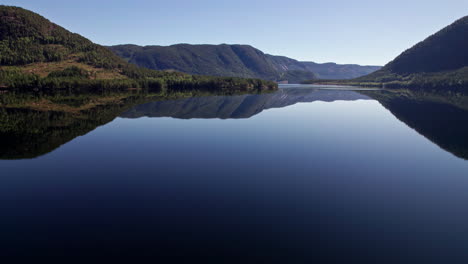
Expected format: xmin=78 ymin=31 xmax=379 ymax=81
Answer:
xmin=2 ymin=85 xmax=468 ymax=262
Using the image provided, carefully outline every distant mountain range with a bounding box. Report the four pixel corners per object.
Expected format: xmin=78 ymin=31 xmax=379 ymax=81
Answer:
xmin=108 ymin=44 xmax=381 ymax=83
xmin=327 ymin=15 xmax=468 ymax=89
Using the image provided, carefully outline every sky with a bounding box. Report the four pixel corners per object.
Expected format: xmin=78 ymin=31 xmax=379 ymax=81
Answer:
xmin=1 ymin=0 xmax=468 ymax=66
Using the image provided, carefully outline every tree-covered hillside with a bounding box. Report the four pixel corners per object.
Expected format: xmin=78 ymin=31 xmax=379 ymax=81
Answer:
xmin=330 ymin=16 xmax=468 ymax=89
xmin=0 ymin=6 xmax=276 ymax=92
xmin=385 ymin=16 xmax=468 ymax=74
xmin=0 ymin=5 xmax=133 ymax=72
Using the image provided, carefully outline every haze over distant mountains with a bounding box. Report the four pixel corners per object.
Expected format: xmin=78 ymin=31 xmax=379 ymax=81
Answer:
xmin=108 ymin=44 xmax=381 ymax=83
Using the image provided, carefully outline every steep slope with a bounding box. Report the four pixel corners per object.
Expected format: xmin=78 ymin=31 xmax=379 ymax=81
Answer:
xmin=354 ymin=16 xmax=468 ymax=89
xmin=0 ymin=5 xmax=135 ymax=78
xmin=385 ymin=16 xmax=468 ymax=74
xmin=109 ymin=44 xmax=380 ymax=83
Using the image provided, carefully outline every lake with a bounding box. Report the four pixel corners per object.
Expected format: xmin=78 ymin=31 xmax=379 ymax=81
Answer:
xmin=2 ymin=84 xmax=468 ymax=262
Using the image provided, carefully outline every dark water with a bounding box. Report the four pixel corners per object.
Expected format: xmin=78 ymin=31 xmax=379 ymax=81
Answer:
xmin=2 ymin=85 xmax=468 ymax=262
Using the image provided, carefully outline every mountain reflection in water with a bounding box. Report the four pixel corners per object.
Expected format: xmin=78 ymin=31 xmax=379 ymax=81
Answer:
xmin=2 ymin=86 xmax=468 ymax=262
xmin=362 ymin=89 xmax=468 ymax=160
xmin=2 ymin=87 xmax=468 ymax=160
xmin=121 ymin=88 xmax=371 ymax=119
xmin=0 ymin=87 xmax=371 ymax=159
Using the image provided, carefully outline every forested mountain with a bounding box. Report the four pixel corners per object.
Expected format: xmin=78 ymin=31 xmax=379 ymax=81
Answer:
xmin=108 ymin=44 xmax=380 ymax=83
xmin=349 ymin=16 xmax=468 ymax=89
xmin=0 ymin=6 xmax=276 ymax=92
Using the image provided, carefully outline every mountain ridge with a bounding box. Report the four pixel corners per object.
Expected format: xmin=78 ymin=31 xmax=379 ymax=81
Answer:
xmin=324 ymin=15 xmax=468 ymax=89
xmin=108 ymin=44 xmax=381 ymax=83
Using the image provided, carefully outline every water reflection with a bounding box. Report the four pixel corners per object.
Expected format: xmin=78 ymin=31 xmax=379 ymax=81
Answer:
xmin=362 ymin=89 xmax=468 ymax=160
xmin=2 ymin=86 xmax=468 ymax=261
xmin=0 ymin=95 xmax=148 ymax=159
xmin=0 ymin=88 xmax=370 ymax=159
xmin=2 ymin=87 xmax=468 ymax=161
xmin=121 ymin=88 xmax=371 ymax=119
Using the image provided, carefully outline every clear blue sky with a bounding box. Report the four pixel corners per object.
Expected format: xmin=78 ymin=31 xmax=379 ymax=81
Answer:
xmin=2 ymin=0 xmax=468 ymax=65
